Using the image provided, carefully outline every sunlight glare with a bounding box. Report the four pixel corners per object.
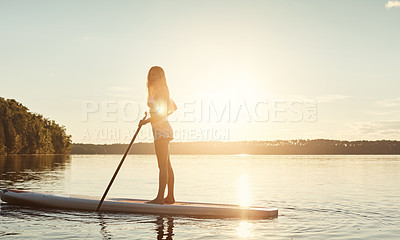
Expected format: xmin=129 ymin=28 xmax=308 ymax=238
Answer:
xmin=155 ymin=106 xmax=165 ymax=115
xmin=237 ymin=221 xmax=253 ymax=239
xmin=155 ymin=101 xmax=166 ymax=115
xmin=238 ymin=173 xmax=251 ymax=207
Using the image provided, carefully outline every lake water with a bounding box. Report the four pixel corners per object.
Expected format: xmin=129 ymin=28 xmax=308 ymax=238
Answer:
xmin=1 ymin=154 xmax=399 ymax=239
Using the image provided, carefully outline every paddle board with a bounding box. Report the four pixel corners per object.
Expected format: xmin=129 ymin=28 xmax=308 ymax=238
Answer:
xmin=0 ymin=189 xmax=277 ymax=219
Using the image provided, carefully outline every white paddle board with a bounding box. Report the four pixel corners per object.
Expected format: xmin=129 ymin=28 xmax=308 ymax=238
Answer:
xmin=0 ymin=189 xmax=277 ymax=219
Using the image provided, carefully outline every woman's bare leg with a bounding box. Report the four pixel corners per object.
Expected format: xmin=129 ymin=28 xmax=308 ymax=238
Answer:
xmin=164 ymin=154 xmax=175 ymax=204
xmin=147 ymin=138 xmax=170 ymax=204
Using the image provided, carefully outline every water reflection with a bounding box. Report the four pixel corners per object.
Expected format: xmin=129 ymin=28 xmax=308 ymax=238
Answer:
xmin=155 ymin=216 xmax=174 ymax=240
xmin=97 ymin=213 xmax=112 ymax=240
xmin=0 ymin=155 xmax=71 ymax=188
xmin=238 ymin=173 xmax=251 ymax=207
xmin=237 ymin=221 xmax=253 ymax=239
xmin=95 ymin=214 xmax=174 ymax=240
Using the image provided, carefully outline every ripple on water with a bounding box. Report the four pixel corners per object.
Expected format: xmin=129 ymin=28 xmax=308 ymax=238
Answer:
xmin=1 ymin=154 xmax=400 ymax=239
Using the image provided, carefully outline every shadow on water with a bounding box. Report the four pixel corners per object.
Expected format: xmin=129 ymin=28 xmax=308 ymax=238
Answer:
xmin=0 ymin=155 xmax=71 ymax=188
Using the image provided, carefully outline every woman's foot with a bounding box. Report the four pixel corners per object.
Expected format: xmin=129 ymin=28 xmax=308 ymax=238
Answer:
xmin=164 ymin=196 xmax=175 ymax=204
xmin=146 ymin=198 xmax=164 ymax=204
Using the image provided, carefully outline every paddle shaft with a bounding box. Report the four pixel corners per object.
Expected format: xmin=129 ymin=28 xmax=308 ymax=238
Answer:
xmin=96 ymin=113 xmax=147 ymax=212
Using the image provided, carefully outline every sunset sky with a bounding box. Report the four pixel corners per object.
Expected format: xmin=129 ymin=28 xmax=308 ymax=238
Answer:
xmin=1 ymin=0 xmax=400 ymax=143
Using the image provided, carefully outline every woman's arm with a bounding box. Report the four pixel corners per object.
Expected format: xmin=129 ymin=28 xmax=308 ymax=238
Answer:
xmin=167 ymin=98 xmax=177 ymax=116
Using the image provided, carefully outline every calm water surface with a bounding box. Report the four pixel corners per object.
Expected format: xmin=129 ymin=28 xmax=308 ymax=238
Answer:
xmin=1 ymin=154 xmax=399 ymax=239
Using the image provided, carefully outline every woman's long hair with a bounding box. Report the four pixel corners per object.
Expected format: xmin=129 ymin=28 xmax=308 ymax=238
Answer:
xmin=147 ymin=66 xmax=170 ymax=104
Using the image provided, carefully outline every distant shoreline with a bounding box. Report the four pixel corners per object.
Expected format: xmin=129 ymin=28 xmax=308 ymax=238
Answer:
xmin=2 ymin=153 xmax=400 ymax=156
xmin=69 ymin=140 xmax=400 ymax=155
xmin=2 ymin=140 xmax=399 ymax=156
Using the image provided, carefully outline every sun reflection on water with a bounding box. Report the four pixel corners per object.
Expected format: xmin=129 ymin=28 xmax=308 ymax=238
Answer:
xmin=238 ymin=173 xmax=251 ymax=207
xmin=237 ymin=221 xmax=253 ymax=239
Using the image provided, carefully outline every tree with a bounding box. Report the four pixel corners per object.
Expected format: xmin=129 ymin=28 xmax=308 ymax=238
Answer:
xmin=0 ymin=118 xmax=6 ymax=155
xmin=0 ymin=97 xmax=72 ymax=155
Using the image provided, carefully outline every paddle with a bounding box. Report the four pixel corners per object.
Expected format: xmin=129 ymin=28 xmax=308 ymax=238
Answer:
xmin=96 ymin=112 xmax=148 ymax=212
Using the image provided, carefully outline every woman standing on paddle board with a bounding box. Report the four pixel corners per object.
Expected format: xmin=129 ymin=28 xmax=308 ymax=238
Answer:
xmin=140 ymin=66 xmax=177 ymax=204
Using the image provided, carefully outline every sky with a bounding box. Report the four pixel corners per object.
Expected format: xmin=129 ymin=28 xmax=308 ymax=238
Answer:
xmin=1 ymin=0 xmax=400 ymax=143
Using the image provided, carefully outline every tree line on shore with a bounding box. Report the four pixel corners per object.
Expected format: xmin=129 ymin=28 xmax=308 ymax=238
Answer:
xmin=1 ymin=97 xmax=398 ymax=155
xmin=71 ymin=139 xmax=400 ymax=155
xmin=0 ymin=98 xmax=72 ymax=155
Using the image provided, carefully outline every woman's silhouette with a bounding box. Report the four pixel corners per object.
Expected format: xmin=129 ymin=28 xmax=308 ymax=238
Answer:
xmin=140 ymin=66 xmax=177 ymax=204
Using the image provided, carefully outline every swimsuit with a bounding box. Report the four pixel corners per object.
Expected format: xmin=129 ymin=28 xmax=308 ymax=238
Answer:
xmin=147 ymin=88 xmax=176 ymax=141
